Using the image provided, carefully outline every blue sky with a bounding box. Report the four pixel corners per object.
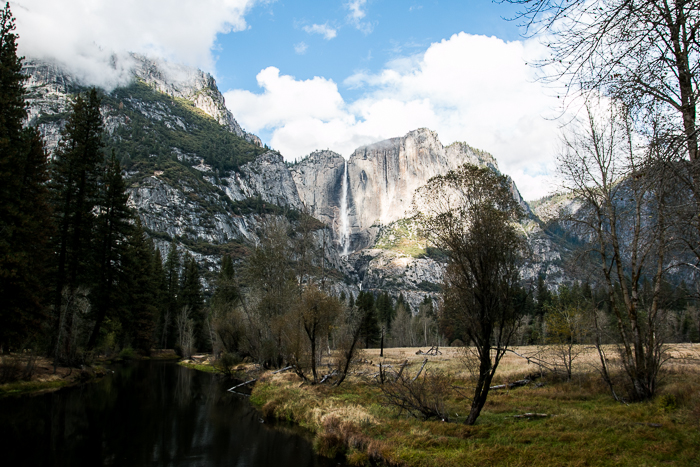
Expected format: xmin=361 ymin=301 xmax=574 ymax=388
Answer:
xmin=13 ymin=0 xmax=560 ymax=200
xmin=214 ymin=1 xmax=524 ymax=96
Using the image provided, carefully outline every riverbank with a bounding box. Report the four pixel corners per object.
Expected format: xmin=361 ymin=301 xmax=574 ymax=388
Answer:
xmin=247 ymin=345 xmax=700 ymax=467
xmin=0 ymin=355 xmax=106 ymax=397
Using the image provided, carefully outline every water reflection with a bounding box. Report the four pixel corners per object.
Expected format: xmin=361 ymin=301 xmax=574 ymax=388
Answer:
xmin=0 ymin=361 xmax=340 ymax=467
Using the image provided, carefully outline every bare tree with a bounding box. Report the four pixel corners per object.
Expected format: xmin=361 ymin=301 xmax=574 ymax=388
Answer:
xmin=506 ymin=0 xmax=700 ymax=161
xmin=282 ymin=284 xmax=342 ymax=383
xmin=557 ymin=99 xmax=672 ymax=400
xmin=414 ymin=164 xmax=526 ymax=425
xmin=176 ymin=305 xmax=194 ymax=359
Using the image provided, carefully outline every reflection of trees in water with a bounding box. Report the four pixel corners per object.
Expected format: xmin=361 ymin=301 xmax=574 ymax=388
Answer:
xmin=0 ymin=362 xmax=332 ymax=467
xmin=174 ymin=362 xmax=193 ymax=407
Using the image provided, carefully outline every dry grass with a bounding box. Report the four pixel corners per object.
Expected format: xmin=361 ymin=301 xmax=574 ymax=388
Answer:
xmin=251 ymin=344 xmax=700 ymax=467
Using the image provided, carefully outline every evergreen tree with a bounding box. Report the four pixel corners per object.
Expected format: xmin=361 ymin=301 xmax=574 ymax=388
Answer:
xmin=356 ymin=291 xmax=380 ymax=347
xmin=121 ymin=220 xmax=158 ymax=352
xmin=179 ymin=254 xmax=206 ymax=350
xmin=535 ymin=274 xmax=552 ymax=317
xmin=87 ymin=153 xmax=133 ymax=349
xmin=211 ymin=254 xmax=239 ymax=307
xmin=376 ymin=291 xmax=395 ymax=331
xmin=49 ymin=88 xmax=105 ymax=359
xmin=0 ymin=4 xmax=51 ymax=351
xmin=151 ymin=246 xmax=168 ymax=349
xmin=161 ymin=240 xmax=180 ymax=348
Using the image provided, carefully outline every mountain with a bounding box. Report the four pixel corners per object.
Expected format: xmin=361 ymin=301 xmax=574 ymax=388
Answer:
xmin=22 ymin=55 xmax=564 ymax=309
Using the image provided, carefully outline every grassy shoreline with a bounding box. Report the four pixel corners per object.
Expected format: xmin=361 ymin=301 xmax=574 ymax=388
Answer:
xmin=246 ymin=346 xmax=700 ymax=467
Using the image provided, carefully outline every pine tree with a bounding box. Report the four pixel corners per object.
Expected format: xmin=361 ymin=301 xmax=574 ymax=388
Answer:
xmin=87 ymin=153 xmax=133 ymax=349
xmin=161 ymin=240 xmax=180 ymax=348
xmin=0 ymin=4 xmax=51 ymax=351
xmin=151 ymin=246 xmax=168 ymax=350
xmin=211 ymin=254 xmax=239 ymax=307
xmin=121 ymin=220 xmax=158 ymax=352
xmin=357 ymin=291 xmax=380 ymax=347
xmin=376 ymin=291 xmax=395 ymax=331
xmin=179 ymin=254 xmax=205 ymax=351
xmin=49 ymin=88 xmax=105 ymax=360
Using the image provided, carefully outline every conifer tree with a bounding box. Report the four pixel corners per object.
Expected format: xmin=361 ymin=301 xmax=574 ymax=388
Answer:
xmin=121 ymin=220 xmax=158 ymax=352
xmin=151 ymin=246 xmax=168 ymax=349
xmin=357 ymin=291 xmax=380 ymax=347
xmin=179 ymin=254 xmax=205 ymax=350
xmin=87 ymin=153 xmax=133 ymax=349
xmin=376 ymin=291 xmax=395 ymax=331
xmin=0 ymin=4 xmax=51 ymax=351
xmin=160 ymin=240 xmax=180 ymax=348
xmin=49 ymin=88 xmax=105 ymax=359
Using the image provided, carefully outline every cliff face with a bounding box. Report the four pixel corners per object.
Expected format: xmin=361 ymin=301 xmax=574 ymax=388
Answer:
xmin=291 ymin=150 xmax=347 ymax=250
xmin=22 ymin=53 xmax=569 ymax=307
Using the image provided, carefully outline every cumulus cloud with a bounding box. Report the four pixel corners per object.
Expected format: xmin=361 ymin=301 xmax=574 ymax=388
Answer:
xmin=11 ymin=0 xmax=258 ymax=89
xmin=303 ymin=23 xmax=337 ymax=40
xmin=224 ymin=33 xmax=562 ymax=200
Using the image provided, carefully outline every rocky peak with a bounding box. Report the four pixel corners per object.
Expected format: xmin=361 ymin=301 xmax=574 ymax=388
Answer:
xmin=22 ymin=54 xmax=262 ymax=147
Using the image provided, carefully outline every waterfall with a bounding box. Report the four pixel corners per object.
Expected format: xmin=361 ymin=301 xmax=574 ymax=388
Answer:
xmin=340 ymin=159 xmax=350 ymax=256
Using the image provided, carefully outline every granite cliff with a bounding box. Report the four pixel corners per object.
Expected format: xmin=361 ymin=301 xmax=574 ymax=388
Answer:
xmin=22 ymin=55 xmax=566 ymax=310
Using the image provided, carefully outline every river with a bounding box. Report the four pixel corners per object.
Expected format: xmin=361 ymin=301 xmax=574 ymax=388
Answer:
xmin=0 ymin=361 xmax=343 ymax=467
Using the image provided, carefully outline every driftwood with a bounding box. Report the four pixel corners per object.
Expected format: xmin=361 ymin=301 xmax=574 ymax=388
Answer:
xmin=319 ymin=370 xmax=338 ymax=384
xmin=412 ymin=358 xmax=428 ymax=382
xmin=227 ymin=378 xmax=257 ymax=392
xmin=512 ymin=413 xmax=550 ymax=419
xmin=416 ymin=346 xmax=442 ymax=356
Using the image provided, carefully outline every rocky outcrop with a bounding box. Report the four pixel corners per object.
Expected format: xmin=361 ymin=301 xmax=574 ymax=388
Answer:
xmin=128 ymin=54 xmax=261 ymax=145
xmin=222 ymin=151 xmax=303 ymax=209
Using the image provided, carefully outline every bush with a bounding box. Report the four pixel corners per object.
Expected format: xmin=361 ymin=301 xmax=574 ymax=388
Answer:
xmin=0 ymin=353 xmax=37 ymax=383
xmin=378 ymin=369 xmax=452 ymax=421
xmin=216 ymin=352 xmax=242 ymax=377
xmin=119 ymin=347 xmax=136 ymax=360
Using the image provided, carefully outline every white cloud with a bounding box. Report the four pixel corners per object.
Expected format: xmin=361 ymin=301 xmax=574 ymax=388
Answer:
xmin=344 ymin=0 xmax=373 ymax=34
xmin=303 ymin=23 xmax=337 ymax=40
xmin=224 ymin=33 xmax=562 ymax=200
xmin=294 ymin=42 xmax=308 ymax=54
xmin=11 ymin=0 xmax=258 ymax=89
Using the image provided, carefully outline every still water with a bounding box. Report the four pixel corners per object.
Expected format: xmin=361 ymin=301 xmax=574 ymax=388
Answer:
xmin=0 ymin=361 xmax=342 ymax=467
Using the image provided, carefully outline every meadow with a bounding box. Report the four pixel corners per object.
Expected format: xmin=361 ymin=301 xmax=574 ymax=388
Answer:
xmin=250 ymin=344 xmax=700 ymax=466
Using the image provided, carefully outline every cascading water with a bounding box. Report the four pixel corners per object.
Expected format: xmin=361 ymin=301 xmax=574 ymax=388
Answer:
xmin=340 ymin=159 xmax=350 ymax=256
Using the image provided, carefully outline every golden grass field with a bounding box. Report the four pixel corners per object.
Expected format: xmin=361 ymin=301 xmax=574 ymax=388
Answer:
xmin=251 ymin=344 xmax=700 ymax=467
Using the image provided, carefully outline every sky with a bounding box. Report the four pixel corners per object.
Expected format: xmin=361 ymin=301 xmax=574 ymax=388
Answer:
xmin=11 ymin=0 xmax=564 ymax=201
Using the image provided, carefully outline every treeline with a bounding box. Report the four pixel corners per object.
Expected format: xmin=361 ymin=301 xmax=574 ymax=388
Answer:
xmin=0 ymin=5 xmax=209 ymax=364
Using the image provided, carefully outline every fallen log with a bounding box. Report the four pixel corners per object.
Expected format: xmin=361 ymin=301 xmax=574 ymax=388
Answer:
xmin=227 ymin=378 xmax=257 ymax=392
xmin=490 ymin=378 xmax=531 ymax=390
xmin=412 ymin=358 xmax=428 ymax=382
xmin=319 ymin=370 xmax=338 ymax=384
xmin=272 ymin=365 xmax=294 ymax=374
xmin=512 ymin=413 xmax=550 ymax=419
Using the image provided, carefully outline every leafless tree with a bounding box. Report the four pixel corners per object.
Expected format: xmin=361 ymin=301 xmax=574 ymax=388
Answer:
xmin=557 ymin=99 xmax=673 ymax=400
xmin=506 ymin=0 xmax=700 ymax=159
xmin=176 ymin=305 xmax=194 ymax=359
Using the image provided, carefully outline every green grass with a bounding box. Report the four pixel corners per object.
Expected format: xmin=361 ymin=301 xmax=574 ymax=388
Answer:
xmin=178 ymin=361 xmax=221 ymax=373
xmin=251 ymin=367 xmax=700 ymax=467
xmin=0 ymin=380 xmax=70 ymax=398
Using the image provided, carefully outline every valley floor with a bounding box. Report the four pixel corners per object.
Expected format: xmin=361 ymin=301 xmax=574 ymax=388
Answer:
xmin=249 ymin=344 xmax=700 ymax=466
